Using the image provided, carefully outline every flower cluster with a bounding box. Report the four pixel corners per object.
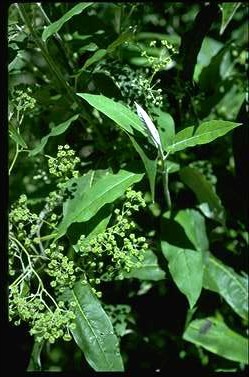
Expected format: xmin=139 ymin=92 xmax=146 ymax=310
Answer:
xmin=45 ymin=244 xmax=76 ymax=292
xmin=48 ymin=144 xmax=80 ymax=179
xmin=77 ymin=188 xmax=148 ymax=296
xmin=139 ymin=39 xmax=178 ymax=74
xmin=11 ymin=88 xmax=36 ymax=113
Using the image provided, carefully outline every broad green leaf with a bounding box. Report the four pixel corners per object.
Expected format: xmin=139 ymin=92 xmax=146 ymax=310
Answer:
xmin=64 ymin=282 xmax=124 ymax=371
xmin=42 ymin=3 xmax=93 ymax=42
xmin=220 ymin=3 xmax=241 ymax=35
xmin=129 ymin=136 xmax=157 ymax=202
xmin=27 ymin=340 xmax=44 ymax=371
xmin=175 ymin=209 xmax=209 ymax=252
xmin=123 ymin=250 xmax=166 ymax=281
xmin=83 ymin=49 xmax=107 ymax=69
xmin=180 ymin=167 xmax=225 ymax=224
xmin=161 ymin=241 xmax=203 ymax=308
xmin=9 ymin=121 xmax=27 ymax=148
xmin=29 ymin=114 xmax=79 ymax=156
xmin=56 ymin=170 xmax=144 ymax=239
xmin=183 ymin=317 xmax=248 ymax=364
xmin=194 ymin=37 xmax=223 ymax=81
xmin=203 ymin=253 xmax=248 ymax=320
xmin=77 ymin=93 xmax=146 ymax=136
xmin=166 ymin=120 xmax=241 ymax=153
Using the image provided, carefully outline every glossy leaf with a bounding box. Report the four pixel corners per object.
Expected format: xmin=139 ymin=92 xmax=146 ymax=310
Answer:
xmin=183 ymin=317 xmax=248 ymax=364
xmin=29 ymin=114 xmax=79 ymax=156
xmin=166 ymin=120 xmax=241 ymax=153
xmin=42 ymin=3 xmax=93 ymax=42
xmin=64 ymin=282 xmax=124 ymax=371
xmin=174 ymin=209 xmax=209 ymax=251
xmin=56 ymin=170 xmax=144 ymax=239
xmin=123 ymin=250 xmax=166 ymax=281
xmin=83 ymin=49 xmax=107 ymax=69
xmin=220 ymin=3 xmax=241 ymax=35
xmin=180 ymin=166 xmax=225 ymax=224
xmin=77 ymin=93 xmax=146 ymax=136
xmin=203 ymin=253 xmax=248 ymax=320
xmin=129 ymin=136 xmax=157 ymax=202
xmin=161 ymin=241 xmax=203 ymax=308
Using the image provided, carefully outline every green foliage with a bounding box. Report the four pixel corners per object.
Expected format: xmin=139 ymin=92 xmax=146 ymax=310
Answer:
xmin=8 ymin=2 xmax=248 ymax=373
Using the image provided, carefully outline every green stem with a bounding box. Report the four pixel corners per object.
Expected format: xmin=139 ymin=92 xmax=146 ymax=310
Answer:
xmin=9 ymin=143 xmax=19 ymax=175
xmin=159 ymin=149 xmax=172 ymax=211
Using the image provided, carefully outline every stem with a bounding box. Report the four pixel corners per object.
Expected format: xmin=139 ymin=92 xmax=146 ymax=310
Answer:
xmin=159 ymin=149 xmax=172 ymax=211
xmin=9 ymin=143 xmax=19 ymax=175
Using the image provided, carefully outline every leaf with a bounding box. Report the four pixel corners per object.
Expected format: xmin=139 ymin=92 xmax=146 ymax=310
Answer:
xmin=77 ymin=93 xmax=146 ymax=136
xmin=27 ymin=340 xmax=45 ymax=371
xmin=42 ymin=3 xmax=93 ymax=42
xmin=203 ymin=253 xmax=248 ymax=320
xmin=9 ymin=122 xmax=27 ymax=148
xmin=153 ymin=107 xmax=175 ymax=150
xmin=29 ymin=114 xmax=79 ymax=156
xmin=83 ymin=49 xmax=107 ymax=69
xmin=107 ymin=31 xmax=133 ymax=53
xmin=220 ymin=3 xmax=241 ymax=35
xmin=174 ymin=209 xmax=209 ymax=252
xmin=135 ymin=102 xmax=162 ymax=150
xmin=161 ymin=241 xmax=203 ymax=308
xmin=183 ymin=317 xmax=248 ymax=364
xmin=180 ymin=167 xmax=225 ymax=224
xmin=64 ymin=282 xmax=124 ymax=371
xmin=129 ymin=136 xmax=157 ymax=202
xmin=123 ymin=250 xmax=166 ymax=281
xmin=56 ymin=170 xmax=144 ymax=239
xmin=166 ymin=120 xmax=241 ymax=153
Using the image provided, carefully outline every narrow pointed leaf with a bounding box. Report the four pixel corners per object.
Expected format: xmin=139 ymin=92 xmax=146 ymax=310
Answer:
xmin=135 ymin=102 xmax=162 ymax=150
xmin=166 ymin=120 xmax=241 ymax=153
xmin=56 ymin=170 xmax=144 ymax=239
xmin=183 ymin=317 xmax=248 ymax=364
xmin=77 ymin=93 xmax=146 ymax=136
xmin=64 ymin=282 xmax=124 ymax=371
xmin=83 ymin=49 xmax=107 ymax=69
xmin=42 ymin=3 xmax=93 ymax=42
xmin=29 ymin=114 xmax=79 ymax=156
xmin=203 ymin=253 xmax=248 ymax=320
xmin=220 ymin=3 xmax=241 ymax=35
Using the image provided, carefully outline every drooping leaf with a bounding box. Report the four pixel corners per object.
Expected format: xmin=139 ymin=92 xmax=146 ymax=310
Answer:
xmin=123 ymin=249 xmax=166 ymax=281
xmin=56 ymin=170 xmax=144 ymax=239
xmin=29 ymin=114 xmax=79 ymax=156
xmin=83 ymin=49 xmax=107 ymax=69
xmin=203 ymin=252 xmax=248 ymax=320
xmin=174 ymin=209 xmax=209 ymax=252
xmin=220 ymin=3 xmax=241 ymax=35
xmin=161 ymin=241 xmax=203 ymax=308
xmin=135 ymin=102 xmax=162 ymax=150
xmin=129 ymin=136 xmax=157 ymax=202
xmin=166 ymin=120 xmax=241 ymax=153
xmin=180 ymin=166 xmax=225 ymax=224
xmin=183 ymin=317 xmax=248 ymax=364
xmin=63 ymin=282 xmax=124 ymax=371
xmin=42 ymin=3 xmax=93 ymax=42
xmin=77 ymin=93 xmax=146 ymax=136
